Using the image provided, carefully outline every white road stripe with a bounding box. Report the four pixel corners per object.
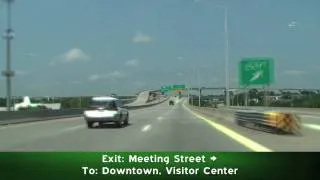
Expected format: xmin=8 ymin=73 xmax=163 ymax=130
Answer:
xmin=303 ymin=124 xmax=320 ymax=131
xmin=183 ymin=102 xmax=272 ymax=152
xmin=301 ymin=115 xmax=320 ymax=119
xmin=141 ymin=124 xmax=152 ymax=132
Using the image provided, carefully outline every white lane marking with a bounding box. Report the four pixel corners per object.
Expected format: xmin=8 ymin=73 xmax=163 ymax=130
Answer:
xmin=296 ymin=111 xmax=320 ymax=116
xmin=183 ymin=103 xmax=272 ymax=152
xmin=303 ymin=124 xmax=320 ymax=131
xmin=141 ymin=124 xmax=152 ymax=132
xmin=301 ymin=115 xmax=320 ymax=119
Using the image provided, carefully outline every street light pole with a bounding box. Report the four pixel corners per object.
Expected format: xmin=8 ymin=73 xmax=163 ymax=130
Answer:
xmin=2 ymin=0 xmax=15 ymax=111
xmin=197 ymin=69 xmax=201 ymax=107
xmin=224 ymin=5 xmax=230 ymax=107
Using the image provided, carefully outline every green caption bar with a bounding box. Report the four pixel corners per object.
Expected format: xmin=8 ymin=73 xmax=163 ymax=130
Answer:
xmin=0 ymin=152 xmax=313 ymax=180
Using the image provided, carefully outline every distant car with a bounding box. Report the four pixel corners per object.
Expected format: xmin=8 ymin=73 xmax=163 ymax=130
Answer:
xmin=169 ymin=100 xmax=174 ymax=106
xmin=83 ymin=96 xmax=129 ymax=128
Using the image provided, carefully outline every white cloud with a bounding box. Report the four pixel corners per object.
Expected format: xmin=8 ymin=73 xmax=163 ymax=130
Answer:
xmin=133 ymin=81 xmax=146 ymax=87
xmin=177 ymin=56 xmax=184 ymax=61
xmin=72 ymin=80 xmax=82 ymax=84
xmin=125 ymin=59 xmax=140 ymax=67
xmin=25 ymin=52 xmax=36 ymax=57
xmin=50 ymin=48 xmax=90 ymax=66
xmin=288 ymin=21 xmax=297 ymax=29
xmin=48 ymin=61 xmax=55 ymax=66
xmin=177 ymin=72 xmax=183 ymax=76
xmin=230 ymin=77 xmax=238 ymax=83
xmin=284 ymin=70 xmax=305 ymax=76
xmin=15 ymin=70 xmax=29 ymax=76
xmin=62 ymin=48 xmax=90 ymax=63
xmin=88 ymin=74 xmax=103 ymax=81
xmin=107 ymin=70 xmax=126 ymax=79
xmin=212 ymin=77 xmax=220 ymax=83
xmin=88 ymin=70 xmax=126 ymax=82
xmin=132 ymin=32 xmax=152 ymax=43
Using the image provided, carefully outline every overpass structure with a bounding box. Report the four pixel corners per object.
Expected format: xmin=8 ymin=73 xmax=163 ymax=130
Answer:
xmin=126 ymin=90 xmax=152 ymax=106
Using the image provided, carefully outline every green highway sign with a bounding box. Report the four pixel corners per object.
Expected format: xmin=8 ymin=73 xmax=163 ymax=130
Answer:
xmin=160 ymin=84 xmax=186 ymax=94
xmin=239 ymin=57 xmax=274 ymax=86
xmin=172 ymin=85 xmax=186 ymax=90
xmin=161 ymin=85 xmax=171 ymax=91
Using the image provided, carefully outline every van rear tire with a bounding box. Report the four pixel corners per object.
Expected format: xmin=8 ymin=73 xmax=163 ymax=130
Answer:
xmin=87 ymin=122 xmax=94 ymax=128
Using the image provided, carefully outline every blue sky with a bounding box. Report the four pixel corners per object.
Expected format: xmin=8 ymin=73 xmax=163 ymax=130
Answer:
xmin=0 ymin=0 xmax=319 ymax=96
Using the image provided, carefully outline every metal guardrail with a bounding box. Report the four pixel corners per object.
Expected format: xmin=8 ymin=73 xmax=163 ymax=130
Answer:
xmin=228 ymin=106 xmax=320 ymax=112
xmin=188 ymin=104 xmax=302 ymax=135
xmin=0 ymin=97 xmax=168 ymax=126
xmin=235 ymin=110 xmax=301 ymax=134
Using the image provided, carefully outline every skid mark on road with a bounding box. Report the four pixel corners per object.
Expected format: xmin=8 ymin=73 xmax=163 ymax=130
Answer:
xmin=183 ymin=103 xmax=272 ymax=152
xmin=301 ymin=115 xmax=320 ymax=119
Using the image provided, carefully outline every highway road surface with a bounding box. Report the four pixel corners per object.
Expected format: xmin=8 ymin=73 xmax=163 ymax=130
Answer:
xmin=0 ymin=98 xmax=319 ymax=151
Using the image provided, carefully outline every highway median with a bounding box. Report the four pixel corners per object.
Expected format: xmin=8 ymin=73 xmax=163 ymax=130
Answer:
xmin=0 ymin=93 xmax=168 ymax=126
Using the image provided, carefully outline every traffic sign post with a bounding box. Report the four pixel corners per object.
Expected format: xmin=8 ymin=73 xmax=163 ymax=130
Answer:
xmin=244 ymin=86 xmax=248 ymax=107
xmin=239 ymin=57 xmax=275 ymax=107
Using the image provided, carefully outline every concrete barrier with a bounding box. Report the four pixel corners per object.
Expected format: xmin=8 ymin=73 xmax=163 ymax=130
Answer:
xmin=235 ymin=110 xmax=301 ymax=134
xmin=227 ymin=106 xmax=320 ymax=115
xmin=188 ymin=104 xmax=302 ymax=135
xmin=0 ymin=96 xmax=168 ymax=126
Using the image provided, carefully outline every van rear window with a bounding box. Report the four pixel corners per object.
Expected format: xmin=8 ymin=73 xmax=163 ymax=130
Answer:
xmin=89 ymin=100 xmax=114 ymax=108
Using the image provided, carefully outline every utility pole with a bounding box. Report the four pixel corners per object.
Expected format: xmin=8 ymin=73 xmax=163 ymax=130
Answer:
xmin=2 ymin=0 xmax=15 ymax=111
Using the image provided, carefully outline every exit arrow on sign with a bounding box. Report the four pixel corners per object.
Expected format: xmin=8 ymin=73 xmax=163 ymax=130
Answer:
xmin=250 ymin=70 xmax=263 ymax=82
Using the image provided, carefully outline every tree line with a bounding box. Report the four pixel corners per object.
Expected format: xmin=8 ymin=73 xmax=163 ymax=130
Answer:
xmin=189 ymin=88 xmax=320 ymax=108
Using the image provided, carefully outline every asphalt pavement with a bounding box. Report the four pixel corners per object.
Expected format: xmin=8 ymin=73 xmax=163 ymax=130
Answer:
xmin=190 ymin=106 xmax=320 ymax=151
xmin=0 ymin=98 xmax=248 ymax=151
xmin=0 ymin=98 xmax=319 ymax=151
